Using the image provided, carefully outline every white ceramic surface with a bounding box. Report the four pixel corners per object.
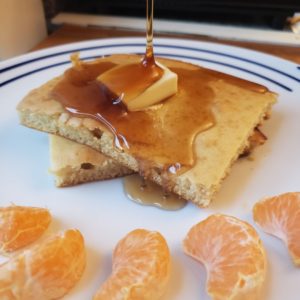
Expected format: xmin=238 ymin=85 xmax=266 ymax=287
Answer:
xmin=0 ymin=37 xmax=300 ymax=299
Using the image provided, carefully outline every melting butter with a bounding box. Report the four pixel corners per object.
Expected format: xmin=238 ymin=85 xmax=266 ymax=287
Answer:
xmin=97 ymin=61 xmax=178 ymax=111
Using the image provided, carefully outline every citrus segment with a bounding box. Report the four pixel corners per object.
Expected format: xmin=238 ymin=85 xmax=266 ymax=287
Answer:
xmin=253 ymin=192 xmax=300 ymax=266
xmin=183 ymin=214 xmax=267 ymax=300
xmin=0 ymin=229 xmax=86 ymax=299
xmin=93 ymin=229 xmax=170 ymax=300
xmin=0 ymin=205 xmax=51 ymax=254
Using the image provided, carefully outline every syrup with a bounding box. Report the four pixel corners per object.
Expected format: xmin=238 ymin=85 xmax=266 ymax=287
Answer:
xmin=123 ymin=174 xmax=187 ymax=210
xmin=52 ymin=61 xmax=215 ymax=173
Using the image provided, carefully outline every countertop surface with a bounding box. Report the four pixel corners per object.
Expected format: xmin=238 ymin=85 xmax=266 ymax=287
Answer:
xmin=33 ymin=24 xmax=300 ymax=64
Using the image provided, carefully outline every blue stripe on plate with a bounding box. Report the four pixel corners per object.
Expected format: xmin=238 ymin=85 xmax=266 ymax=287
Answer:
xmin=159 ymin=44 xmax=300 ymax=83
xmin=0 ymin=42 xmax=299 ymax=84
xmin=0 ymin=52 xmax=292 ymax=91
xmin=156 ymin=52 xmax=292 ymax=91
xmin=0 ymin=61 xmax=70 ymax=87
xmin=0 ymin=44 xmax=118 ymax=73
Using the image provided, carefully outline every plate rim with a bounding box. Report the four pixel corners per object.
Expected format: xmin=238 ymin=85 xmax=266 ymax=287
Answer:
xmin=1 ymin=37 xmax=299 ymax=93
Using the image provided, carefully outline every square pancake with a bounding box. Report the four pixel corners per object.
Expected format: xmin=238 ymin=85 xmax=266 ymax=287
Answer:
xmin=17 ymin=54 xmax=277 ymax=206
xmin=49 ymin=134 xmax=132 ymax=187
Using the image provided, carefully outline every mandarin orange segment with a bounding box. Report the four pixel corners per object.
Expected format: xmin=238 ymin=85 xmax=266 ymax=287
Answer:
xmin=93 ymin=229 xmax=170 ymax=300
xmin=0 ymin=205 xmax=52 ymax=254
xmin=183 ymin=214 xmax=267 ymax=300
xmin=253 ymin=192 xmax=300 ymax=266
xmin=0 ymin=229 xmax=86 ymax=300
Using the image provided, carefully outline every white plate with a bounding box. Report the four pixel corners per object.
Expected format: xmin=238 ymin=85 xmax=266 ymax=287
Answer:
xmin=0 ymin=37 xmax=300 ymax=300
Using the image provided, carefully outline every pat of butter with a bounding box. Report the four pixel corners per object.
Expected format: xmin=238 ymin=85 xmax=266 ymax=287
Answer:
xmin=126 ymin=63 xmax=178 ymax=111
xmin=97 ymin=62 xmax=178 ymax=111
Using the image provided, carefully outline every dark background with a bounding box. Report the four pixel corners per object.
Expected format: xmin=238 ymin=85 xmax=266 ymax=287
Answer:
xmin=43 ymin=0 xmax=300 ymax=30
